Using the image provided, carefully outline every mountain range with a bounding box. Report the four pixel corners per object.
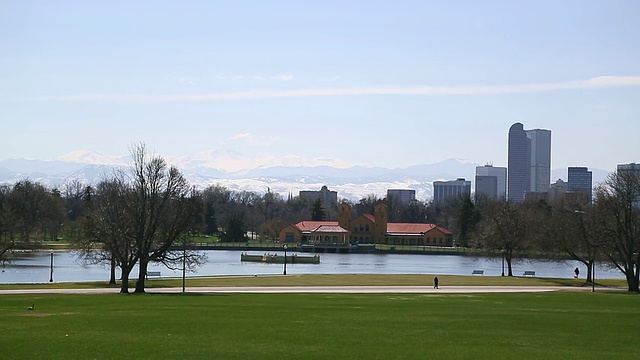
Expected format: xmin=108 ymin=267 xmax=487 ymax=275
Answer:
xmin=0 ymin=150 xmax=610 ymax=202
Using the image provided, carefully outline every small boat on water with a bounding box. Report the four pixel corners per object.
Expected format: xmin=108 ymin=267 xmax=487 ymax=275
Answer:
xmin=241 ymin=252 xmax=320 ymax=264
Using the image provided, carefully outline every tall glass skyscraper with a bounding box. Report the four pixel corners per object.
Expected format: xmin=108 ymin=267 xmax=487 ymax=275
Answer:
xmin=508 ymin=123 xmax=531 ymax=202
xmin=508 ymin=123 xmax=551 ymax=202
xmin=526 ymin=129 xmax=552 ymax=193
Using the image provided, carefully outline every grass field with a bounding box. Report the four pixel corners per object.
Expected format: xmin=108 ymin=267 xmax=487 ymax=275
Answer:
xmin=1 ymin=290 xmax=638 ymax=359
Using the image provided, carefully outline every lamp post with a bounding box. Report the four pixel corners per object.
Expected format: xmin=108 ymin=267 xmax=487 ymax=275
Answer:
xmin=49 ymin=251 xmax=54 ymax=283
xmin=283 ymin=244 xmax=288 ymax=275
xmin=182 ymin=240 xmax=186 ymax=293
xmin=501 ymin=250 xmax=505 ymax=277
xmin=592 ymin=261 xmax=595 ymax=292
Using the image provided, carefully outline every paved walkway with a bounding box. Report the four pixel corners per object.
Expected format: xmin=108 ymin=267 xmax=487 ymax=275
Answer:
xmin=0 ymin=285 xmax=614 ymax=295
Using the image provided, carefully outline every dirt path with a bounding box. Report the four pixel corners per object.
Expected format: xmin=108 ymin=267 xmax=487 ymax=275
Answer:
xmin=0 ymin=285 xmax=615 ymax=295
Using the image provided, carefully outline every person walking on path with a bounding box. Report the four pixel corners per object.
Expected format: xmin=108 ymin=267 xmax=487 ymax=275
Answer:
xmin=433 ymin=276 xmax=439 ymax=289
xmin=574 ymin=267 xmax=580 ymax=279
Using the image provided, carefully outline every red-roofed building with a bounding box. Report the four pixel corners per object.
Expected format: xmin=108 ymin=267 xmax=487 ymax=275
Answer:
xmin=279 ymin=202 xmax=453 ymax=246
xmin=278 ymin=221 xmax=349 ymax=244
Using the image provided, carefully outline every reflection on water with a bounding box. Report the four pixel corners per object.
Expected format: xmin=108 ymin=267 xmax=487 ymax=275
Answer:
xmin=0 ymin=250 xmax=624 ymax=284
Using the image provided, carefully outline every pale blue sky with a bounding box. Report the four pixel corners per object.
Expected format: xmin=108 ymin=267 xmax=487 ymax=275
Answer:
xmin=1 ymin=1 xmax=639 ymax=172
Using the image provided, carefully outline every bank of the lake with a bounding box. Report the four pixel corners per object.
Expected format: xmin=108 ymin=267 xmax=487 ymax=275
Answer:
xmin=0 ymin=250 xmax=624 ymax=284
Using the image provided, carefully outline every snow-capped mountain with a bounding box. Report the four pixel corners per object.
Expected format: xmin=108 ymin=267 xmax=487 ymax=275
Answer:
xmin=167 ymin=150 xmax=370 ymax=174
xmin=0 ymin=150 xmax=478 ymax=201
xmin=1 ymin=149 xmax=609 ymax=202
xmin=56 ymin=150 xmax=127 ymax=166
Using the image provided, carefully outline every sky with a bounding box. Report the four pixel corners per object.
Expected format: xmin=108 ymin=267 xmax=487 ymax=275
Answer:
xmin=1 ymin=0 xmax=639 ymax=173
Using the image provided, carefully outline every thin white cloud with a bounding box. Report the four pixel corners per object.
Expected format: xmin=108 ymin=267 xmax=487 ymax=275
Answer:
xmin=270 ymin=74 xmax=294 ymax=81
xmin=229 ymin=133 xmax=279 ymax=146
xmin=215 ymin=74 xmax=294 ymax=81
xmin=215 ymin=75 xmax=246 ymax=80
xmin=26 ymin=76 xmax=640 ymax=102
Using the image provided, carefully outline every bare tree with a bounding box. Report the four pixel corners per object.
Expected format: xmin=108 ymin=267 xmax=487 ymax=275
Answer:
xmin=82 ymin=177 xmax=138 ymax=290
xmin=0 ymin=180 xmax=51 ymax=262
xmin=39 ymin=188 xmax=67 ymax=241
xmin=544 ymin=200 xmax=598 ymax=283
xmin=594 ymin=170 xmax=640 ymax=292
xmin=0 ymin=184 xmax=12 ymax=261
xmin=472 ymin=200 xmax=542 ymax=276
xmin=352 ymin=195 xmax=379 ymax=217
xmin=6 ymin=180 xmax=49 ymax=245
xmin=201 ymin=185 xmax=232 ymax=233
xmin=64 ymin=180 xmax=87 ymax=222
xmin=128 ymin=144 xmax=202 ymax=293
xmin=82 ymin=144 xmax=203 ymax=293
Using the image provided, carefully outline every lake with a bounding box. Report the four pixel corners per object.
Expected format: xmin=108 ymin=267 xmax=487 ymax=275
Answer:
xmin=0 ymin=250 xmax=624 ymax=284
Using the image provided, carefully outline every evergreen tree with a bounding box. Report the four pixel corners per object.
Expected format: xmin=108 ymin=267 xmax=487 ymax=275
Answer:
xmin=310 ymin=198 xmax=326 ymax=221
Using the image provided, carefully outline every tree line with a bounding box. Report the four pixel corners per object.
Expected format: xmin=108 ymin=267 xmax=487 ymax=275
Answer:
xmin=1 ymin=145 xmax=638 ymax=292
xmin=463 ymin=169 xmax=640 ymax=292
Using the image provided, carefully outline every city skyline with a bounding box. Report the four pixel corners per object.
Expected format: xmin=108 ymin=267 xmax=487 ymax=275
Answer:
xmin=2 ymin=1 xmax=639 ymax=172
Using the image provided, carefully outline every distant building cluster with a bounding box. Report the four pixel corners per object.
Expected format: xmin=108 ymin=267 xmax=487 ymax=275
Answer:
xmin=437 ymin=123 xmax=636 ymax=205
xmin=297 ymin=123 xmax=635 ymax=206
xmin=410 ymin=122 xmax=556 ymax=204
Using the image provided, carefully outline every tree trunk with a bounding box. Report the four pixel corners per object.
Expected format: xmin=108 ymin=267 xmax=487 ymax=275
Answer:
xmin=135 ymin=258 xmax=148 ymax=293
xmin=585 ymin=262 xmax=593 ymax=283
xmin=120 ymin=266 xmax=132 ymax=294
xmin=109 ymin=255 xmax=116 ymax=285
xmin=506 ymin=256 xmax=513 ymax=277
xmin=626 ymin=272 xmax=639 ymax=292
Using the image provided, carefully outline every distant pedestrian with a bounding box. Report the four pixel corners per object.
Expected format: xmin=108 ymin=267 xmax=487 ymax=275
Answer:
xmin=574 ymin=267 xmax=580 ymax=279
xmin=433 ymin=276 xmax=439 ymax=289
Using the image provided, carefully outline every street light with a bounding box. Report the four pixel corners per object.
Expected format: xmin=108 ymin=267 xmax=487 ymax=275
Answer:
xmin=182 ymin=239 xmax=186 ymax=293
xmin=501 ymin=250 xmax=505 ymax=277
xmin=283 ymin=244 xmax=288 ymax=275
xmin=591 ymin=262 xmax=596 ymax=293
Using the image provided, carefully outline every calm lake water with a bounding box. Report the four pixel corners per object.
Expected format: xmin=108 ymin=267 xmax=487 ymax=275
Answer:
xmin=0 ymin=250 xmax=624 ymax=284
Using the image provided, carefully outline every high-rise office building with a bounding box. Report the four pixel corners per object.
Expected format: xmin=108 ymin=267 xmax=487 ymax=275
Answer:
xmin=617 ymin=163 xmax=640 ymax=207
xmin=508 ymin=123 xmax=531 ymax=202
xmin=567 ymin=167 xmax=592 ymax=202
xmin=475 ymin=165 xmax=507 ymax=202
xmin=507 ymin=123 xmax=551 ymax=202
xmin=548 ymin=179 xmax=568 ymax=204
xmin=299 ymin=185 xmax=338 ymax=207
xmin=433 ymin=178 xmax=471 ymax=202
xmin=526 ymin=129 xmax=552 ymax=192
xmin=617 ymin=163 xmax=640 ymax=175
xmin=387 ymin=189 xmax=416 ymax=204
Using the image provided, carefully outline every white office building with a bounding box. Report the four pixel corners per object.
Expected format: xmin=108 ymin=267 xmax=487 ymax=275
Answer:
xmin=475 ymin=165 xmax=507 ymax=201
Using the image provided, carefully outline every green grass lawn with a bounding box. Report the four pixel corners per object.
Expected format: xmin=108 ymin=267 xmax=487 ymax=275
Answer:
xmin=1 ymin=291 xmax=638 ymax=359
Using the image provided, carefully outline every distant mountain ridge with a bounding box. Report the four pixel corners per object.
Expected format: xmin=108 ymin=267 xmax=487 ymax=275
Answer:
xmin=0 ymin=150 xmax=610 ymax=202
